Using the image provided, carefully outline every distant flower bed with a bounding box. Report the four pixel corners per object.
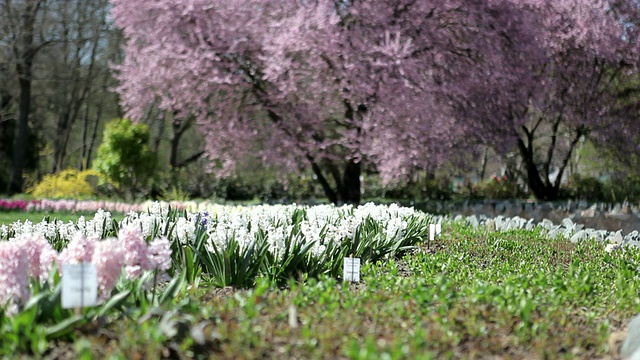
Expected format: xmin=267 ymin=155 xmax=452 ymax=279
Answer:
xmin=0 ymin=198 xmax=189 ymax=214
xmin=0 ymin=199 xmax=37 ymax=212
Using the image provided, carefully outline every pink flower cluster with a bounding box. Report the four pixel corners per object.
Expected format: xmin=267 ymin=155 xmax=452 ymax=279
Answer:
xmin=92 ymin=239 xmax=126 ymax=300
xmin=59 ymin=233 xmax=96 ymax=264
xmin=0 ymin=199 xmax=37 ymax=212
xmin=0 ymin=234 xmax=59 ymax=315
xmin=58 ymin=224 xmax=173 ymax=300
xmin=0 ymin=226 xmax=173 ymax=314
xmin=31 ymin=199 xmax=146 ymax=214
xmin=0 ymin=242 xmax=29 ymax=315
xmin=3 ymin=199 xmax=188 ymax=214
xmin=14 ymin=233 xmax=58 ymax=284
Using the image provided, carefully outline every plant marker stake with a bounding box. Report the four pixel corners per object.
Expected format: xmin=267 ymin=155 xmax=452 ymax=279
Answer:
xmin=78 ymin=262 xmax=84 ymax=315
xmin=350 ymin=254 xmax=354 ymax=282
xmin=62 ymin=262 xmax=98 ymax=310
xmin=343 ymin=257 xmax=360 ymax=283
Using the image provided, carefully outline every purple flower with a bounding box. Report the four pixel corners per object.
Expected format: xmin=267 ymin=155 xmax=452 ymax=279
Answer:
xmin=195 ymin=211 xmax=209 ymax=226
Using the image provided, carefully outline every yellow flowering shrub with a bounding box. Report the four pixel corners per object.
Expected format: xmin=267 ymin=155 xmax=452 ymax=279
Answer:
xmin=28 ymin=169 xmax=103 ymax=199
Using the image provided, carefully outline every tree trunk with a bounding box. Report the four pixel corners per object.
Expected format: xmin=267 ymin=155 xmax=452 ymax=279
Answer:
xmin=312 ymin=158 xmax=361 ymax=205
xmin=84 ymin=102 xmax=103 ymax=170
xmin=170 ymin=118 xmax=192 ymax=169
xmin=308 ymin=156 xmax=338 ymax=204
xmin=339 ymin=160 xmax=361 ymax=204
xmin=80 ymin=105 xmax=90 ymax=169
xmin=82 ymin=65 xmax=111 ymax=170
xmin=8 ymin=0 xmax=44 ymax=194
xmin=479 ymin=147 xmax=488 ymax=181
xmin=169 ymin=129 xmax=181 ymax=170
xmin=10 ymin=73 xmax=31 ymax=195
xmin=54 ymin=10 xmax=101 ymax=173
xmin=53 ymin=111 xmax=72 ymax=172
xmin=517 ymin=138 xmax=559 ymax=201
xmin=152 ymin=111 xmax=166 ymax=154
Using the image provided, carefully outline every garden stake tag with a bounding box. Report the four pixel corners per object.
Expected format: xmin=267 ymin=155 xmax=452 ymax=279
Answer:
xmin=61 ymin=263 xmax=98 ymax=309
xmin=428 ymin=223 xmax=442 ymax=250
xmin=429 ymin=223 xmax=442 ymax=240
xmin=343 ymin=256 xmax=361 ymax=282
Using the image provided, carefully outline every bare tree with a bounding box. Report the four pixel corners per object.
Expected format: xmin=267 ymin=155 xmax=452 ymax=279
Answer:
xmin=0 ymin=0 xmax=56 ymax=194
xmin=43 ymin=0 xmax=115 ymax=173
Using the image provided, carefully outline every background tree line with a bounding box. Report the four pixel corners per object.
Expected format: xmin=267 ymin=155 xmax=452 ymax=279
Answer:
xmin=0 ymin=0 xmax=206 ymax=198
xmin=2 ymin=0 xmax=640 ymax=204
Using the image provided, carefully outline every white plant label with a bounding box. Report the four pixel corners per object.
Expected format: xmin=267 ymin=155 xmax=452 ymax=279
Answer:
xmin=343 ymin=257 xmax=361 ymax=282
xmin=430 ymin=223 xmax=442 ymax=241
xmin=62 ymin=263 xmax=98 ymax=309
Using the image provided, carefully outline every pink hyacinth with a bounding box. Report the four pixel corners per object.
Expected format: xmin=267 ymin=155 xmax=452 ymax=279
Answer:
xmin=147 ymin=237 xmax=172 ymax=271
xmin=0 ymin=242 xmax=29 ymax=315
xmin=58 ymin=232 xmax=96 ymax=265
xmin=119 ymin=224 xmax=151 ymax=279
xmin=13 ymin=233 xmax=57 ymax=284
xmin=92 ymin=239 xmax=125 ymax=301
xmin=0 ymin=199 xmax=30 ymax=211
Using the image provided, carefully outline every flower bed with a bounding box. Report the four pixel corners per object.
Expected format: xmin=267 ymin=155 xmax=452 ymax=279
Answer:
xmin=0 ymin=198 xmax=190 ymax=214
xmin=0 ymin=199 xmax=36 ymax=212
xmin=0 ymin=202 xmax=431 ymax=354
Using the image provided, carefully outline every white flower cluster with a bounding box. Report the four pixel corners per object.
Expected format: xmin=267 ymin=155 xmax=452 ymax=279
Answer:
xmin=4 ymin=209 xmax=114 ymax=243
xmin=2 ymin=202 xmax=426 ymax=263
xmin=197 ymin=202 xmax=424 ymax=260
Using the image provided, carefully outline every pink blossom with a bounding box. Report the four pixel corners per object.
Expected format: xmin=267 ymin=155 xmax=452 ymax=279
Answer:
xmin=0 ymin=242 xmax=29 ymax=314
xmin=0 ymin=199 xmax=33 ymax=211
xmin=58 ymin=232 xmax=96 ymax=265
xmin=13 ymin=233 xmax=57 ymax=284
xmin=119 ymin=224 xmax=151 ymax=279
xmin=92 ymin=239 xmax=125 ymax=301
xmin=109 ymin=0 xmax=640 ymax=203
xmin=147 ymin=237 xmax=172 ymax=271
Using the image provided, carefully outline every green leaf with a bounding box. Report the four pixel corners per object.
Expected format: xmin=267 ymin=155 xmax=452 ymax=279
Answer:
xmin=44 ymin=315 xmax=85 ymax=340
xmin=22 ymin=292 xmax=48 ymax=312
xmin=94 ymin=290 xmax=132 ymax=318
xmin=159 ymin=271 xmax=187 ymax=305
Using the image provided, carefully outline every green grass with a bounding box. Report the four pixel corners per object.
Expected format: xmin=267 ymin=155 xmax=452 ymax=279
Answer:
xmin=0 ymin=211 xmax=124 ymax=226
xmin=38 ymin=222 xmax=639 ymax=359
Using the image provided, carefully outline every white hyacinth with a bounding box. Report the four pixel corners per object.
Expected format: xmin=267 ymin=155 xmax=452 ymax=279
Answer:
xmin=1 ymin=201 xmax=426 ymax=265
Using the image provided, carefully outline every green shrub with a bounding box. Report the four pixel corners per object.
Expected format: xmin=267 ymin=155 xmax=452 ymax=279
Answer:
xmin=94 ymin=118 xmax=157 ymax=199
xmin=602 ymin=173 xmax=640 ymax=203
xmin=566 ymin=173 xmax=640 ymax=203
xmin=567 ymin=174 xmax=604 ymax=201
xmin=473 ymin=175 xmax=525 ymax=199
xmin=363 ymin=174 xmax=454 ymax=201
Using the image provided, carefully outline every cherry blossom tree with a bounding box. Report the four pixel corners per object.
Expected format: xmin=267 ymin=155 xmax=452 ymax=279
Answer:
xmin=449 ymin=0 xmax=640 ymax=200
xmin=110 ymin=0 xmax=640 ymax=202
xmin=109 ymin=0 xmax=481 ymax=204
